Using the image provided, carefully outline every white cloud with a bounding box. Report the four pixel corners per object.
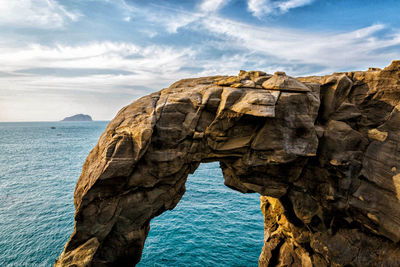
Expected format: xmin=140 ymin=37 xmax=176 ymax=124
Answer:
xmin=247 ymin=0 xmax=271 ymax=17
xmin=0 ymin=41 xmax=201 ymax=121
xmin=0 ymin=0 xmax=80 ymax=28
xmin=247 ymin=0 xmax=314 ymax=17
xmin=277 ymin=0 xmax=314 ymax=12
xmin=134 ymin=3 xmax=400 ymax=74
xmin=199 ymin=0 xmax=229 ymax=13
xmin=0 ymin=42 xmax=196 ymax=75
xmin=199 ymin=17 xmax=400 ymax=73
xmin=2 ymin=0 xmax=400 ymax=121
xmin=164 ymin=13 xmax=199 ymax=33
xmin=126 ymin=1 xmax=200 ymax=33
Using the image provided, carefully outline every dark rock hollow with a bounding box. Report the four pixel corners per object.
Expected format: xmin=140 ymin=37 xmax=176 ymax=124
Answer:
xmin=56 ymin=62 xmax=400 ymax=266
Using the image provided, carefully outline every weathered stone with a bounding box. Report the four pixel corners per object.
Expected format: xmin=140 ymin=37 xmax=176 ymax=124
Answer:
xmin=330 ymin=101 xmax=361 ymax=122
xmin=55 ymin=237 xmax=100 ymax=267
xmin=368 ymin=128 xmax=388 ymax=142
xmin=230 ymin=82 xmax=243 ymax=88
xmin=319 ymin=74 xmax=354 ymax=121
xmin=57 ymin=61 xmax=400 ymax=267
xmin=238 ymin=70 xmax=268 ymax=81
xmin=253 ymin=75 xmax=272 ymax=85
xmin=215 ymin=76 xmax=239 ymax=86
xmin=230 ymin=89 xmax=278 ymax=117
xmin=241 ymin=79 xmax=256 ymax=88
xmin=262 ymin=71 xmax=311 ymax=92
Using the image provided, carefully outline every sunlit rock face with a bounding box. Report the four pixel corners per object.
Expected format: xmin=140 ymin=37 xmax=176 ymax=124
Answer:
xmin=55 ymin=61 xmax=400 ymax=267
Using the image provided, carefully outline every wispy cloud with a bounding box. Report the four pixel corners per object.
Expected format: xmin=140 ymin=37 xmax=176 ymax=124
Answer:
xmin=1 ymin=0 xmax=399 ymax=121
xmin=277 ymin=0 xmax=314 ymax=12
xmin=2 ymin=2 xmax=398 ymax=89
xmin=247 ymin=0 xmax=273 ymax=17
xmin=0 ymin=41 xmax=198 ymax=121
xmin=0 ymin=41 xmax=198 ymax=88
xmin=247 ymin=0 xmax=314 ymax=17
xmin=0 ymin=0 xmax=80 ymax=28
xmin=121 ymin=2 xmax=400 ymax=74
xmin=199 ymin=0 xmax=229 ymax=13
xmin=199 ymin=18 xmax=400 ymax=72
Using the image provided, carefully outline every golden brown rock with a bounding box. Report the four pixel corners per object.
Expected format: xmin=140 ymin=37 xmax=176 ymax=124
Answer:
xmin=262 ymin=71 xmax=311 ymax=92
xmin=56 ymin=61 xmax=400 ymax=267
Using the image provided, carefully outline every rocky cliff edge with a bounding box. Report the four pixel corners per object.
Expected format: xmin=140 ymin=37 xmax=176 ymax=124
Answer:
xmin=56 ymin=61 xmax=400 ymax=266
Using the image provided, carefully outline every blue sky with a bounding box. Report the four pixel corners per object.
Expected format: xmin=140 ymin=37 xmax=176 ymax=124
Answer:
xmin=1 ymin=0 xmax=399 ymax=121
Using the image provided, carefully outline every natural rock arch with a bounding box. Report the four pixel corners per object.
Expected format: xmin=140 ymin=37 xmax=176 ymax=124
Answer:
xmin=56 ymin=63 xmax=400 ymax=266
xmin=137 ymin=160 xmax=264 ymax=266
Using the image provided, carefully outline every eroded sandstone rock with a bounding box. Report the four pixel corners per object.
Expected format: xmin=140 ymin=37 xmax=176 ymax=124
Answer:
xmin=56 ymin=63 xmax=400 ymax=266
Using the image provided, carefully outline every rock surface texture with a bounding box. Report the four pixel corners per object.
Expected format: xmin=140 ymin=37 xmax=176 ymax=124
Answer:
xmin=56 ymin=61 xmax=400 ymax=266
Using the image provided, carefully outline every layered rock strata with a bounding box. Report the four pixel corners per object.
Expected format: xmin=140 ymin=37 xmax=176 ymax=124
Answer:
xmin=56 ymin=61 xmax=400 ymax=266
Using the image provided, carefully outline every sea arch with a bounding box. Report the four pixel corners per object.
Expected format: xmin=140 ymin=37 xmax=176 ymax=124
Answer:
xmin=56 ymin=65 xmax=400 ymax=266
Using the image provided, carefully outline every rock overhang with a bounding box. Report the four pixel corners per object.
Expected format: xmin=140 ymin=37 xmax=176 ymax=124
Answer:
xmin=56 ymin=61 xmax=400 ymax=267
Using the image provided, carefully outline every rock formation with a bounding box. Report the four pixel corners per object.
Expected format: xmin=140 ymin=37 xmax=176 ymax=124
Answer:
xmin=55 ymin=61 xmax=400 ymax=266
xmin=62 ymin=114 xmax=93 ymax=121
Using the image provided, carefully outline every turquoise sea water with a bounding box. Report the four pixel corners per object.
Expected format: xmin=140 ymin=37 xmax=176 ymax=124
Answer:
xmin=0 ymin=122 xmax=264 ymax=266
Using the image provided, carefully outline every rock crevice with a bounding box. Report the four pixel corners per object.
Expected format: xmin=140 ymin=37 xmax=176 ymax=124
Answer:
xmin=56 ymin=61 xmax=400 ymax=266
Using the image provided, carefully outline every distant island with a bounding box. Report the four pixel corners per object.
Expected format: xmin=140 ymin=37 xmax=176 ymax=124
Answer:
xmin=61 ymin=114 xmax=92 ymax=121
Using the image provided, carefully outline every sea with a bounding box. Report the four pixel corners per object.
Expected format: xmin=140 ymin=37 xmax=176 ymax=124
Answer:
xmin=0 ymin=121 xmax=264 ymax=267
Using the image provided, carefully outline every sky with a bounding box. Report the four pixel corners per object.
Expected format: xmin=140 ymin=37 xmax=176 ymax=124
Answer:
xmin=0 ymin=0 xmax=399 ymax=121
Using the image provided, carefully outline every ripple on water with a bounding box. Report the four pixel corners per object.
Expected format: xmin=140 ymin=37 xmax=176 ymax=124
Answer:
xmin=0 ymin=122 xmax=264 ymax=266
